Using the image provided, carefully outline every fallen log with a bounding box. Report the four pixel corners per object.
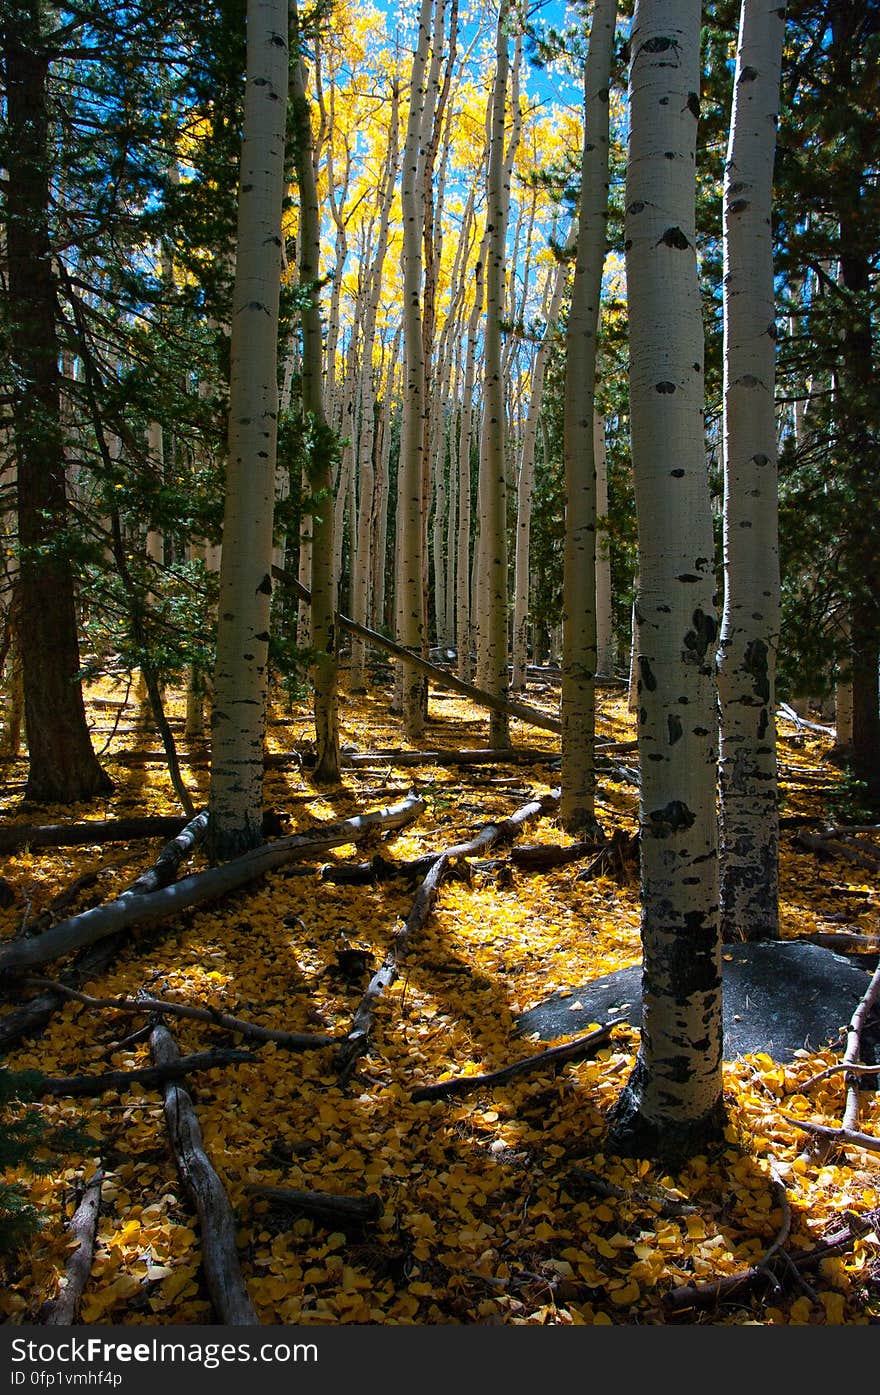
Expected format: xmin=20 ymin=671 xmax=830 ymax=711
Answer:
xmin=793 ymin=931 xmax=879 ymax=955
xmin=0 ymin=795 xmax=424 ymax=975
xmin=792 ymin=830 xmax=880 ymax=872
xmin=410 ymin=1022 xmax=623 ymax=1102
xmin=39 ymin=1168 xmax=103 ymax=1325
xmin=150 ymin=1025 xmax=258 ymax=1325
xmin=337 ymin=853 xmax=451 ymax=1086
xmin=339 ymin=747 xmax=559 ymax=768
xmin=21 ymin=978 xmax=335 ymax=1052
xmin=34 ymin=1047 xmax=257 ymax=1097
xmin=335 ymin=789 xmax=563 ymax=1084
xmin=662 ymin=1222 xmax=867 ymax=1314
xmin=244 ymin=1184 xmax=381 ymax=1225
xmin=0 ymin=815 xmax=190 ymax=855
xmin=511 ymin=840 xmax=603 ymax=871
xmin=276 ymin=567 xmax=562 ymax=737
xmin=0 ymin=814 xmax=212 ymax=1051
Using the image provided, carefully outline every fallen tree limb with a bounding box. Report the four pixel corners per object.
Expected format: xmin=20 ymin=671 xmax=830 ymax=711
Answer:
xmin=793 ymin=830 xmax=880 ymax=872
xmin=0 ymin=795 xmax=424 ymax=975
xmin=335 ymin=790 xmax=561 ymax=1084
xmin=339 ymin=747 xmax=559 ymax=768
xmin=150 ymin=1025 xmax=258 ymax=1325
xmin=34 ymin=1047 xmax=257 ymax=1097
xmin=797 ymin=1061 xmax=880 ymax=1091
xmin=337 ymin=854 xmax=450 ymax=1086
xmin=20 ymin=978 xmax=334 ymax=1052
xmin=276 ymin=567 xmax=562 ymax=737
xmin=662 ymin=1221 xmax=868 ymax=1314
xmin=410 ymin=1022 xmax=624 ymax=1102
xmin=0 ymin=814 xmax=213 ymax=1051
xmin=792 ymin=931 xmax=879 ymax=955
xmin=0 ymin=815 xmax=191 ymax=855
xmin=511 ymin=840 xmax=603 ymax=871
xmin=783 ymin=1116 xmax=880 ymax=1157
xmin=778 ymin=703 xmax=835 ymax=736
xmin=39 ymin=1168 xmax=103 ymax=1325
xmin=244 ymin=1184 xmax=381 ymax=1225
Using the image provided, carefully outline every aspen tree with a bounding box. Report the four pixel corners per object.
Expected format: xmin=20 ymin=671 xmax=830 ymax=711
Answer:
xmin=607 ymin=0 xmax=725 ymax=1159
xmin=208 ymin=0 xmax=288 ymax=857
xmin=560 ymin=0 xmax=616 ymax=833
xmin=717 ymin=0 xmax=786 ymax=941
xmin=595 ymin=413 xmax=614 ymax=675
xmin=396 ymin=0 xmax=433 ymax=737
xmin=291 ymin=0 xmax=340 ymax=782
xmin=475 ymin=0 xmax=514 ymax=748
xmin=511 ymin=235 xmax=573 ymax=692
xmin=456 ymin=257 xmax=484 ymax=681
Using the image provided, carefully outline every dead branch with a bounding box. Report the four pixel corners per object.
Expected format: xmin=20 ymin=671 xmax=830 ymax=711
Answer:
xmin=797 ymin=1061 xmax=880 ymax=1090
xmin=125 ymin=810 xmax=209 ymax=896
xmin=410 ymin=1022 xmax=623 ymax=1102
xmin=276 ymin=566 xmax=562 ymax=736
xmin=0 ymin=794 xmax=424 ymax=975
xmin=34 ymin=1047 xmax=257 ymax=1097
xmin=340 ymin=747 xmax=559 ymax=768
xmin=511 ymin=840 xmax=603 ymax=871
xmin=38 ymin=1168 xmax=103 ymax=1325
xmin=335 ymin=790 xmax=561 ymax=1084
xmin=337 ymin=853 xmax=450 ymax=1085
xmin=150 ymin=1025 xmax=258 ymax=1324
xmin=564 ymin=1166 xmax=698 ymax=1218
xmin=662 ymin=1221 xmax=868 ymax=1314
xmin=792 ymin=931 xmax=879 ymax=955
xmin=0 ymin=815 xmax=191 ymax=855
xmin=793 ymin=829 xmax=880 ymax=872
xmin=244 ymin=1184 xmax=381 ymax=1225
xmin=791 ymin=958 xmax=880 ymax=1163
xmin=20 ymin=978 xmax=334 ymax=1051
xmin=783 ymin=1116 xmax=880 ymax=1157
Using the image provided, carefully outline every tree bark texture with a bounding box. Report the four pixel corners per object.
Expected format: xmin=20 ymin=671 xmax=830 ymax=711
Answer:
xmin=560 ymin=0 xmax=617 ymax=833
xmin=717 ymin=0 xmax=786 ymax=941
xmin=3 ymin=3 xmax=111 ymax=805
xmin=209 ymin=0 xmax=289 ymax=856
xmin=607 ymin=0 xmax=725 ymax=1159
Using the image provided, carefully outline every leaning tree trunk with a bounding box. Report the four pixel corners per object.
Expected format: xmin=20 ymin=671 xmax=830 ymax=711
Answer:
xmin=3 ymin=5 xmax=111 ymax=805
xmin=716 ymin=0 xmax=786 ymax=942
xmin=607 ymin=0 xmax=725 ymax=1162
xmin=560 ymin=0 xmax=616 ymax=834
xmin=208 ymin=0 xmax=288 ymax=857
xmin=475 ymin=0 xmax=513 ymax=749
xmin=291 ymin=2 xmax=339 ymax=782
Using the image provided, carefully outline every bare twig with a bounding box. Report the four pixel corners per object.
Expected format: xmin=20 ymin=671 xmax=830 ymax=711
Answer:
xmin=411 ymin=1022 xmax=625 ymax=1102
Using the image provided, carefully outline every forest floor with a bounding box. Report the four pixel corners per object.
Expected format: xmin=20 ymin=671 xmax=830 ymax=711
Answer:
xmin=0 ymin=668 xmax=878 ymax=1327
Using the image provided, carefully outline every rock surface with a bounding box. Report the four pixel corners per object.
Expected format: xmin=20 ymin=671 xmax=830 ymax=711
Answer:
xmin=516 ymin=941 xmax=879 ymax=1064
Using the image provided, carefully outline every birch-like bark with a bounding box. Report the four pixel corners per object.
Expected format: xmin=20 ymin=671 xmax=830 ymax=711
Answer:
xmin=716 ymin=0 xmax=785 ymax=941
xmin=475 ymin=0 xmax=513 ymax=748
xmin=396 ymin=0 xmax=432 ymax=736
xmin=208 ymin=0 xmax=288 ymax=857
xmin=560 ymin=0 xmax=616 ymax=832
xmin=511 ymin=238 xmax=572 ymax=691
xmin=595 ymin=413 xmax=614 ymax=675
xmin=291 ymin=1 xmax=339 ymax=782
xmin=607 ymin=0 xmax=725 ymax=1159
xmin=456 ymin=255 xmax=484 ymax=681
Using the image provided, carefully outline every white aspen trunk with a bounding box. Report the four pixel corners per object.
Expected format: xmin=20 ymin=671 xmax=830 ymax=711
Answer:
xmin=371 ymin=335 xmax=399 ymax=636
xmin=607 ymin=0 xmax=725 ymax=1160
xmin=560 ymin=0 xmax=616 ymax=833
xmin=716 ymin=0 xmax=786 ymax=942
xmin=627 ymin=587 xmax=640 ymax=712
xmin=351 ymin=92 xmax=400 ymax=691
xmin=291 ymin=3 xmax=339 ymax=782
xmin=456 ymin=244 xmax=485 ymax=681
xmin=511 ymin=240 xmax=572 ymax=691
xmin=594 ymin=413 xmax=615 ymax=676
xmin=208 ymin=0 xmax=288 ymax=858
xmin=475 ymin=0 xmax=513 ymax=747
xmin=395 ymin=0 xmax=432 ymax=737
